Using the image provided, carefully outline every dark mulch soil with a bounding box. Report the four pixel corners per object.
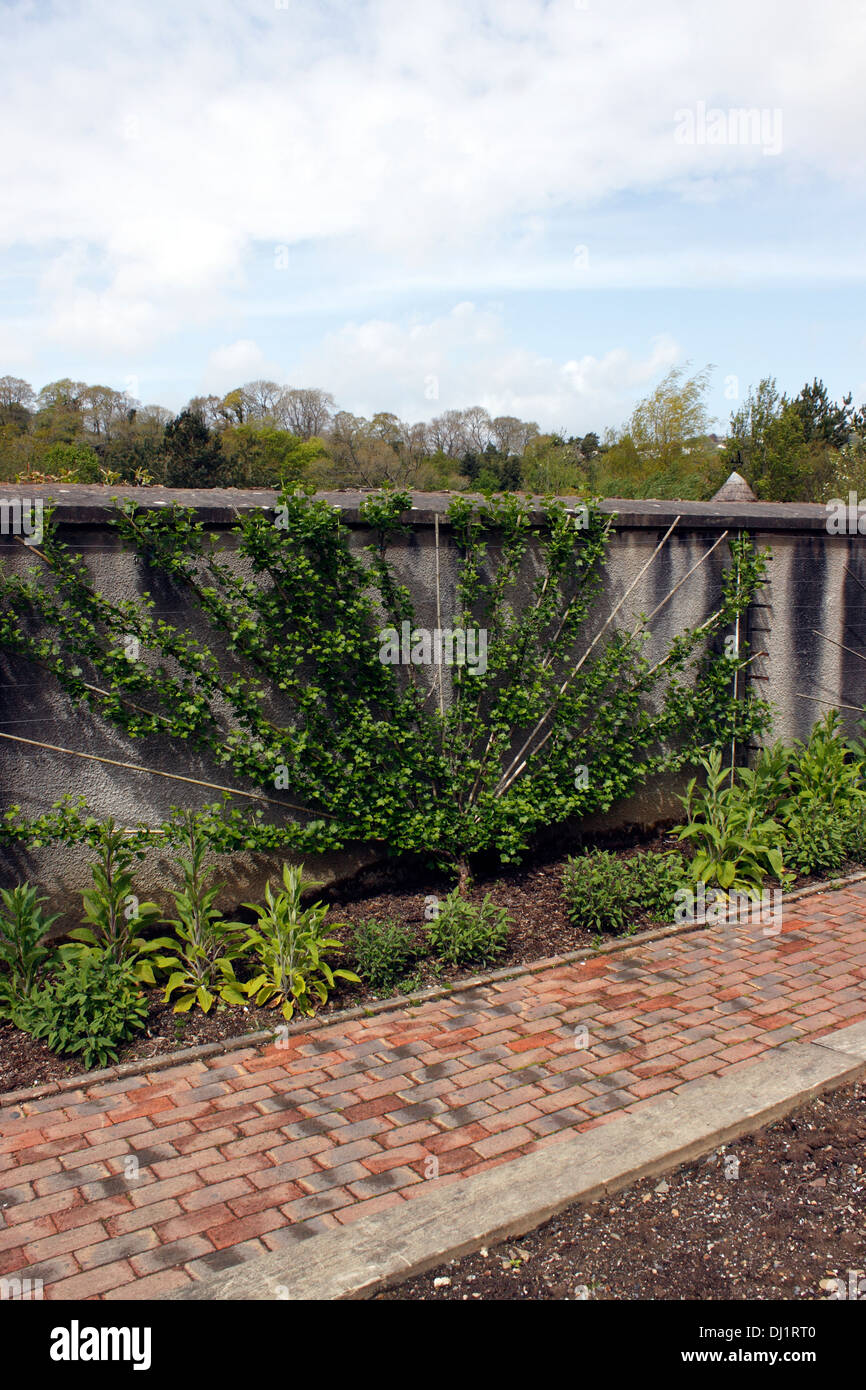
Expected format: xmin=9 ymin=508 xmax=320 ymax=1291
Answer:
xmin=1 ymin=826 xmax=860 ymax=1097
xmin=0 ymin=996 xmax=278 ymax=1096
xmin=382 ymin=1081 xmax=866 ymax=1302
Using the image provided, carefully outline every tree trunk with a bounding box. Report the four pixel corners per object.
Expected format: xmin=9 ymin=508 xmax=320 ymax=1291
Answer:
xmin=456 ymin=858 xmax=472 ymax=892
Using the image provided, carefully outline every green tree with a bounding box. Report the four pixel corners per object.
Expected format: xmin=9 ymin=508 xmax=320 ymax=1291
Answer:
xmin=628 ymin=366 xmax=714 ymax=471
xmin=725 ymin=377 xmax=857 ymax=501
xmin=0 ymin=376 xmax=35 ymax=432
xmin=724 ymin=377 xmax=783 ymax=481
xmin=220 ymin=424 xmax=322 ymax=486
xmin=520 ymin=434 xmax=586 ymax=494
xmin=597 ymin=367 xmax=723 ymax=499
xmin=161 ymin=410 xmax=224 ymax=487
xmin=791 ymin=378 xmax=854 ymax=449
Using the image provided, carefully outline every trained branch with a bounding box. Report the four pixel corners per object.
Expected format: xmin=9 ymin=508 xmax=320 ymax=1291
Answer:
xmin=0 ymin=731 xmax=328 ymax=817
xmin=494 ymin=516 xmax=681 ymax=796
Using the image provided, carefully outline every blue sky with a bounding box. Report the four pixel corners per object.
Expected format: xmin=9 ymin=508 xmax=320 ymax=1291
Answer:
xmin=1 ymin=0 xmax=865 ymax=435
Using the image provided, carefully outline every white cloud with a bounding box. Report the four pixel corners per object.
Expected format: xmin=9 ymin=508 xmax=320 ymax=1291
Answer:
xmin=297 ymin=301 xmax=681 ymax=431
xmin=204 ymin=339 xmax=282 ymax=393
xmin=1 ymin=0 xmax=865 ymax=355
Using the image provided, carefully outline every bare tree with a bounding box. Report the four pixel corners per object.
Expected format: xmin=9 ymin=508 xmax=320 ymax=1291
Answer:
xmin=139 ymin=405 xmax=173 ymax=429
xmin=277 ymin=387 xmax=335 ymax=438
xmin=329 ymin=410 xmax=367 ymax=463
xmin=492 ymin=414 xmax=538 ymax=455
xmin=187 ymin=395 xmax=225 ymax=429
xmin=403 ymin=420 xmax=430 ymax=465
xmin=428 ymin=409 xmax=468 ymax=458
xmin=0 ymin=376 xmax=35 ymax=410
xmin=241 ymin=380 xmax=283 ymax=421
xmin=461 ymin=405 xmax=493 ymax=453
xmin=82 ymin=385 xmax=138 ymax=441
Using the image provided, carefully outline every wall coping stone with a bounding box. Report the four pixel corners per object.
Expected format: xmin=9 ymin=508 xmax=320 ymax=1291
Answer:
xmin=0 ymin=483 xmax=837 ymax=534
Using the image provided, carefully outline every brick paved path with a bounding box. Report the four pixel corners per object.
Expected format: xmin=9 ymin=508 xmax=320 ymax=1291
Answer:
xmin=1 ymin=882 xmax=865 ymax=1299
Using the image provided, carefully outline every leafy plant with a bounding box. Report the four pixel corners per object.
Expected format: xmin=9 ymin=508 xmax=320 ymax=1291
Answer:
xmin=63 ymin=819 xmax=172 ymax=981
xmin=242 ymin=864 xmax=359 ymax=1019
xmin=397 ymin=970 xmax=425 ymax=995
xmin=350 ymin=919 xmax=419 ymax=993
xmin=562 ymin=849 xmax=687 ymax=934
xmin=0 ymin=883 xmax=59 ymax=1020
xmin=782 ymin=712 xmax=866 ymax=875
xmin=562 ymin=850 xmax=633 ymax=934
xmin=158 ymin=811 xmax=248 ymax=1013
xmin=426 ymin=889 xmax=510 ymax=966
xmin=625 ymin=850 xmax=689 ymax=922
xmin=25 ymin=953 xmax=148 ymax=1069
xmin=675 ymin=749 xmax=790 ymax=894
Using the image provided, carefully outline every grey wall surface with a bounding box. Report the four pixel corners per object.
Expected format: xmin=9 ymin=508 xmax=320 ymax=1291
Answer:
xmin=1 ymin=485 xmax=864 ymax=918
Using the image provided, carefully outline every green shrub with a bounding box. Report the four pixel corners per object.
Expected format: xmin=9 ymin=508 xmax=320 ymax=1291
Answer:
xmin=675 ymin=749 xmax=789 ymax=894
xmin=0 ymin=883 xmax=59 ymax=1021
xmin=621 ymin=850 xmax=688 ymax=923
xmin=784 ymin=808 xmax=854 ymax=877
xmin=843 ymin=810 xmax=866 ymax=864
xmin=351 ymin=919 xmax=419 ymax=992
xmin=562 ymin=849 xmax=687 ymax=934
xmin=426 ymin=890 xmax=510 ymax=966
xmin=25 ymin=953 xmax=148 ymax=1069
xmin=781 ymin=714 xmax=866 ymax=875
xmin=672 ymin=717 xmax=866 ymax=889
xmin=562 ymin=850 xmax=631 ymax=933
xmin=242 ymin=864 xmax=360 ymax=1020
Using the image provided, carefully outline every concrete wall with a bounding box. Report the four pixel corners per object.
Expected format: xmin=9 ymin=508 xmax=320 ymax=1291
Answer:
xmin=1 ymin=485 xmax=864 ymax=916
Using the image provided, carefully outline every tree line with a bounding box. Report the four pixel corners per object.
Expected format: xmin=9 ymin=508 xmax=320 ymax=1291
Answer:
xmin=1 ymin=368 xmax=864 ymax=503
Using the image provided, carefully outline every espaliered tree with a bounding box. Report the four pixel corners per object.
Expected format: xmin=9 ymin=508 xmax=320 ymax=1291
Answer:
xmin=0 ymin=489 xmax=771 ymax=883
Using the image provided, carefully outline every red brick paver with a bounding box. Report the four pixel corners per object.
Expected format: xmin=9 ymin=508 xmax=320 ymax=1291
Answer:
xmin=1 ymin=882 xmax=865 ymax=1298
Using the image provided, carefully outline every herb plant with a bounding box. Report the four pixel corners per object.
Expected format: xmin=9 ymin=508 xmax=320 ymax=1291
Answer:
xmin=25 ymin=953 xmax=148 ymax=1069
xmin=426 ymin=890 xmax=510 ymax=965
xmin=242 ymin=863 xmax=359 ymax=1019
xmin=562 ymin=849 xmax=687 ymax=934
xmin=350 ymin=919 xmax=419 ymax=993
xmin=159 ymin=811 xmax=248 ymax=1013
xmin=0 ymin=883 xmax=59 ymax=1023
xmin=63 ymin=819 xmax=172 ymax=981
xmin=675 ymin=749 xmax=790 ymax=894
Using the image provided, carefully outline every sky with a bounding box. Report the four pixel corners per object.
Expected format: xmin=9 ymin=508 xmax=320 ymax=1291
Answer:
xmin=1 ymin=0 xmax=865 ymax=437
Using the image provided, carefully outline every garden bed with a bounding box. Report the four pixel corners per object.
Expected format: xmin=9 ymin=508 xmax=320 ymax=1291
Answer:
xmin=0 ymin=828 xmax=666 ymax=1094
xmin=2 ymin=824 xmax=859 ymax=1098
xmin=381 ymin=1080 xmax=866 ymax=1301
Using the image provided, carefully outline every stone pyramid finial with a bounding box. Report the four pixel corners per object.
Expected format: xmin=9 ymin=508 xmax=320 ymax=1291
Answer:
xmin=711 ymin=471 xmax=757 ymax=503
